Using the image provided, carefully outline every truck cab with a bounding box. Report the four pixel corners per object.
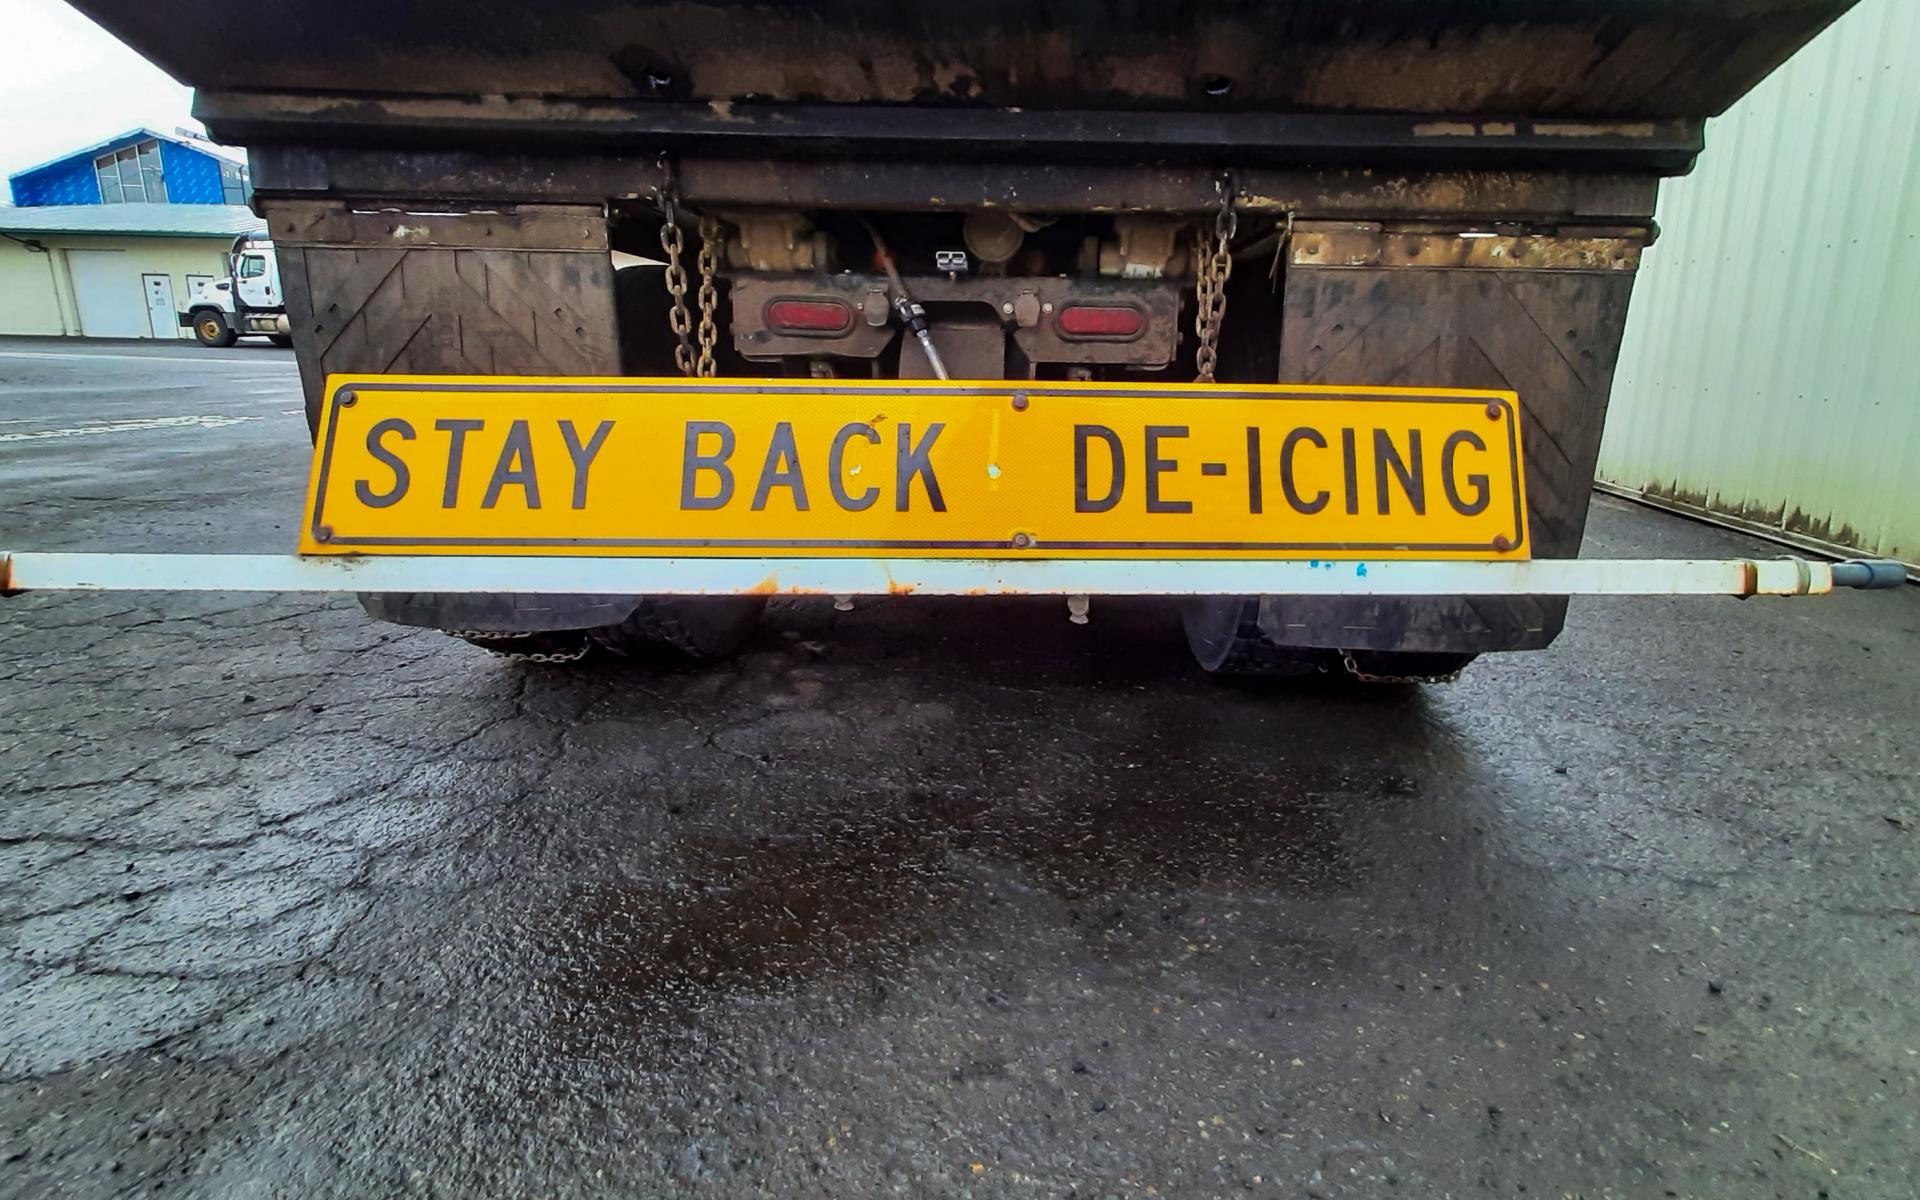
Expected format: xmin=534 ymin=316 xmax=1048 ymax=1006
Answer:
xmin=182 ymin=235 xmax=291 ymax=347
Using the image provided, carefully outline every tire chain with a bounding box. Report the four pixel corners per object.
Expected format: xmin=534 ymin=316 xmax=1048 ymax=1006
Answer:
xmin=444 ymin=629 xmax=593 ymax=664
xmin=658 ymin=175 xmax=724 ymax=379
xmin=695 ymin=214 xmax=721 ymax=378
xmin=658 ymin=195 xmax=697 ymax=377
xmin=1192 ymin=177 xmax=1237 ymax=383
xmin=1338 ymin=649 xmax=1465 ymax=686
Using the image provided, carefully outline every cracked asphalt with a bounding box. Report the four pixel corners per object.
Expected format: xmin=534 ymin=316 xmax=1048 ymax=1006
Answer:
xmin=2 ymin=336 xmax=1917 ymax=1198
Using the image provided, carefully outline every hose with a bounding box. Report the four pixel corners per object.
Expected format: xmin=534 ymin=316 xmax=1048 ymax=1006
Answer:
xmin=861 ymin=219 xmax=950 ymax=379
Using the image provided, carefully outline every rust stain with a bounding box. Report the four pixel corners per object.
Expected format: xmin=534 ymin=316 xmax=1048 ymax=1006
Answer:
xmin=1534 ymin=122 xmax=1658 ymax=139
xmin=746 ymin=573 xmax=783 ymax=595
xmin=879 ymin=565 xmax=914 ymax=596
xmin=1292 ymin=223 xmax=1642 ymax=272
xmin=0 ymin=553 xmax=18 ymax=596
xmin=1637 ymin=480 xmax=1891 ymax=562
xmin=1412 ymin=122 xmax=1478 ymax=137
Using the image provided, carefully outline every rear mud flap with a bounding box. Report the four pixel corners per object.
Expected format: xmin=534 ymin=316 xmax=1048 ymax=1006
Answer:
xmin=358 ymin=592 xmax=641 ymax=632
xmin=1263 ymin=224 xmax=1636 ymax=655
xmin=1254 ymin=595 xmax=1565 ymax=654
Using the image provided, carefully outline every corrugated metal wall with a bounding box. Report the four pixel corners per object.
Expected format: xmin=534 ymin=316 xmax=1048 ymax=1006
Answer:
xmin=1598 ymin=0 xmax=1919 ymax=568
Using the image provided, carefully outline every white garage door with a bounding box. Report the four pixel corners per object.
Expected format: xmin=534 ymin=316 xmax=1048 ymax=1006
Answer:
xmin=66 ymin=250 xmax=147 ymax=338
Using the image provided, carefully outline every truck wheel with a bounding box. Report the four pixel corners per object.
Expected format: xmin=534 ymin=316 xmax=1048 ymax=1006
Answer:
xmin=191 ymin=311 xmax=237 ymax=347
xmin=588 ymin=596 xmax=767 ymax=661
xmin=1182 ymin=597 xmax=1325 ymax=677
xmin=615 ymin=264 xmax=681 ymax=375
xmin=267 ymin=334 xmax=294 ymax=348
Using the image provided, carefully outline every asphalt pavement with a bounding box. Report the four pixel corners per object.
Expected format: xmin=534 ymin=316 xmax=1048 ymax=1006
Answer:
xmin=2 ymin=336 xmax=1917 ymax=1198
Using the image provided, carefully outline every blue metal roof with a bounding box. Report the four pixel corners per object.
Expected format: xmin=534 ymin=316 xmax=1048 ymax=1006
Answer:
xmin=0 ymin=203 xmax=265 ymax=238
xmin=8 ymin=128 xmax=248 ymax=207
xmin=7 ymin=127 xmax=243 ymax=183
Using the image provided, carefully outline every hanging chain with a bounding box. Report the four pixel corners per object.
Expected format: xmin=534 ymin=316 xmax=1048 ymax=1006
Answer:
xmin=1193 ymin=176 xmax=1238 ymax=383
xmin=444 ymin=630 xmax=593 ymax=664
xmin=1338 ymin=649 xmax=1465 ymax=686
xmin=695 ymin=214 xmax=722 ymax=378
xmin=657 ymin=187 xmax=697 ymax=377
xmin=656 ymin=161 xmax=723 ymax=379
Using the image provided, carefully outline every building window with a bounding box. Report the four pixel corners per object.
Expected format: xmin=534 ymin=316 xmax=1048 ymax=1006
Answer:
xmin=93 ymin=139 xmax=168 ymax=204
xmin=219 ymin=159 xmax=250 ymax=205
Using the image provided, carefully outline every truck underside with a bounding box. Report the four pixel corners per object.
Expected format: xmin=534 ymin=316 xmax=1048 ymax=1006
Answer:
xmin=63 ymin=0 xmax=1863 ymax=674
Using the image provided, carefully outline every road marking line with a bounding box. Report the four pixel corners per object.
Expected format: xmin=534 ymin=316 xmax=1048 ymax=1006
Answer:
xmin=0 ymin=383 xmax=205 ymax=395
xmin=0 ymin=415 xmax=264 ymax=443
xmin=0 ymin=350 xmax=293 ymax=367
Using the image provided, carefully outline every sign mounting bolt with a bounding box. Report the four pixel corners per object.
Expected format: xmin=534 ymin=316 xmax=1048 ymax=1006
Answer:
xmin=1011 ymin=393 xmax=1029 ymax=411
xmin=1492 ymin=534 xmax=1514 ymax=552
xmin=339 ymin=391 xmax=357 ymax=408
xmin=314 ymin=526 xmax=334 ymax=543
xmin=1011 ymin=532 xmax=1034 ymax=549
xmin=1485 ymin=400 xmax=1502 ymax=419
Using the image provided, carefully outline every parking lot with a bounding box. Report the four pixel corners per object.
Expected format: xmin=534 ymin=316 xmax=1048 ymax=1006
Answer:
xmin=2 ymin=336 xmax=1917 ymax=1197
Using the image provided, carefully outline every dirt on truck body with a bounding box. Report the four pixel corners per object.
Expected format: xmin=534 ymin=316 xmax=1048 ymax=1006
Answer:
xmin=64 ymin=0 xmax=1862 ymax=675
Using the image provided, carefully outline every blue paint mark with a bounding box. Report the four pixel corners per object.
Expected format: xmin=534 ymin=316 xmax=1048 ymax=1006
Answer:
xmin=1308 ymin=559 xmax=1320 ymax=569
xmin=1355 ymin=563 xmax=1369 ymax=577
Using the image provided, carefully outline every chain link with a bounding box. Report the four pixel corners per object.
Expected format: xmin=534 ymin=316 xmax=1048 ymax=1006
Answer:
xmin=695 ymin=214 xmax=722 ymax=378
xmin=444 ymin=630 xmax=593 ymax=664
xmin=1193 ymin=177 xmax=1238 ymax=383
xmin=657 ymin=169 xmax=723 ymax=379
xmin=657 ymin=194 xmax=697 ymax=377
xmin=1338 ymin=649 xmax=1464 ymax=686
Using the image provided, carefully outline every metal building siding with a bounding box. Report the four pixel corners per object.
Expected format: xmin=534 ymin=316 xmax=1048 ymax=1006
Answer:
xmin=1598 ymin=0 xmax=1918 ymax=566
xmin=157 ymin=141 xmax=225 ymax=204
xmin=9 ymin=157 xmax=101 ymax=207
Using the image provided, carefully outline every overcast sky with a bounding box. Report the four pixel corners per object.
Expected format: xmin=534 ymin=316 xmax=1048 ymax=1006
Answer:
xmin=0 ymin=0 xmax=200 ymax=193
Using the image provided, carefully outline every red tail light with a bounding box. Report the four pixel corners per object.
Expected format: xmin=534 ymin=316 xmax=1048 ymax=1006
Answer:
xmin=765 ymin=298 xmax=854 ymax=335
xmin=1056 ymin=304 xmax=1146 ymax=340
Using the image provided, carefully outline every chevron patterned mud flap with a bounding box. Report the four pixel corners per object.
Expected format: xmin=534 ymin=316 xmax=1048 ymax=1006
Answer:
xmin=1263 ymin=221 xmax=1644 ymax=653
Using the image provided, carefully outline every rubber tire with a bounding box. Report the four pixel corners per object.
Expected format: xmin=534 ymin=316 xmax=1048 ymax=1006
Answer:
xmin=267 ymin=333 xmax=294 ymax=348
xmin=192 ymin=311 xmax=237 ymax=348
xmin=588 ymin=596 xmax=767 ymax=661
xmin=1182 ymin=597 xmax=1326 ymax=677
xmin=615 ymin=264 xmax=680 ymax=376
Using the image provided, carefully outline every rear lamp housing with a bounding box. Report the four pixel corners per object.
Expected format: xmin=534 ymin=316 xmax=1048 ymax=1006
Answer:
xmin=1055 ymin=303 xmax=1146 ymax=340
xmin=765 ymin=298 xmax=854 ymax=336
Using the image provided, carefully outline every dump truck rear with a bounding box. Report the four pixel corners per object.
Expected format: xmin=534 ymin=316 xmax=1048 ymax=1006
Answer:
xmin=12 ymin=0 xmax=1902 ymax=672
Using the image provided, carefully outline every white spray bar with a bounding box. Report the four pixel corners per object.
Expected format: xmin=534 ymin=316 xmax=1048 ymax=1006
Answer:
xmin=2 ymin=552 xmax=1907 ymax=598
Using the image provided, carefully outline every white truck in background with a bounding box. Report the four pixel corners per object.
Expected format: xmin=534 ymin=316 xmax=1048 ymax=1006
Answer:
xmin=182 ymin=234 xmax=292 ymax=348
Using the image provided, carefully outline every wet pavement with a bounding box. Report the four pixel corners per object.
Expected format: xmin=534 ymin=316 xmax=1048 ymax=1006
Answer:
xmin=2 ymin=337 xmax=1918 ymax=1198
